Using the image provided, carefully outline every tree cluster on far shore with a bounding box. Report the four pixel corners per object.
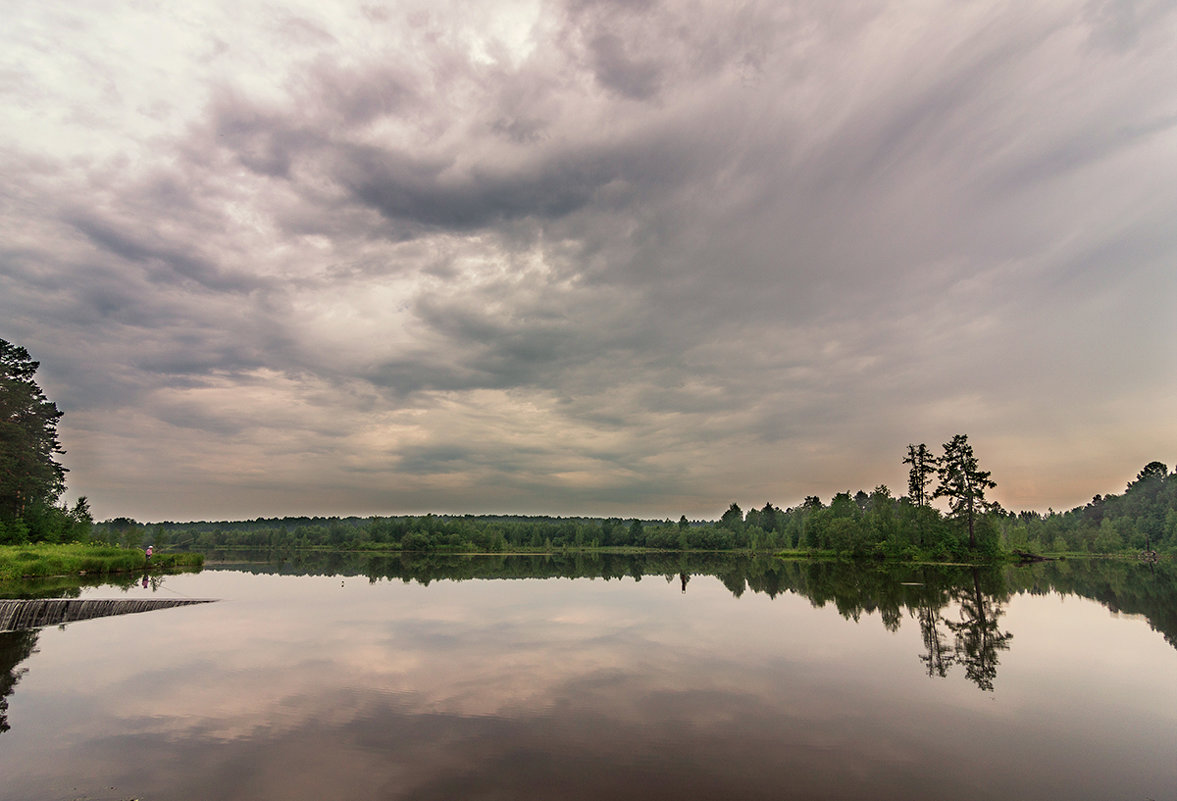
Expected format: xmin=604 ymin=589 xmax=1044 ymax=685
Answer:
xmin=91 ymin=451 xmax=1175 ymax=561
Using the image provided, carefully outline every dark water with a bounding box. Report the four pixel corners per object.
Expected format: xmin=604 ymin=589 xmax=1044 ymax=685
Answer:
xmin=1 ymin=554 xmax=1175 ymax=801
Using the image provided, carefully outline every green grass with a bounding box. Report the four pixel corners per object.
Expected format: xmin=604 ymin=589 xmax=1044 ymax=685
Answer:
xmin=0 ymin=543 xmax=203 ymax=582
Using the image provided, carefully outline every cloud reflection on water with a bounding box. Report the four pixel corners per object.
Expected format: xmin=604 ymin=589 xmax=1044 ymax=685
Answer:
xmin=1 ymin=560 xmax=1176 ymax=800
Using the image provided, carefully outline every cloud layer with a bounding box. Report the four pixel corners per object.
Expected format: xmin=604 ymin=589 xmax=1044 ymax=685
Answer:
xmin=3 ymin=0 xmax=1176 ymax=520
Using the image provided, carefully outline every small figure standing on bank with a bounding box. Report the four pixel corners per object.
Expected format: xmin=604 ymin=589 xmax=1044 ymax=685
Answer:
xmin=145 ymin=545 xmax=153 ymax=563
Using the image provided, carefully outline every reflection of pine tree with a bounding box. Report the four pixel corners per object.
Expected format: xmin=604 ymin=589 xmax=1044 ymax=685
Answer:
xmin=910 ymin=569 xmax=957 ymax=679
xmin=944 ymin=569 xmax=1013 ymax=691
xmin=0 ymin=630 xmax=40 ymax=734
xmin=917 ymin=598 xmax=955 ymax=678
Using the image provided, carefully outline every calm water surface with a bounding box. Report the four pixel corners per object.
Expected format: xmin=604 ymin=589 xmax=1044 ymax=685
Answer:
xmin=1 ymin=555 xmax=1175 ymax=801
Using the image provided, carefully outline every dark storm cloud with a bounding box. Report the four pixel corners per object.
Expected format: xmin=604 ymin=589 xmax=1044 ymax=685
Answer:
xmin=181 ymin=0 xmax=777 ymax=237
xmin=308 ymin=63 xmax=419 ymax=126
xmin=587 ymin=32 xmax=663 ymax=99
xmin=333 ymin=143 xmax=615 ymax=230
xmin=367 ymin=298 xmax=627 ymax=398
xmin=392 ymin=444 xmax=478 ymax=475
xmin=211 ymin=108 xmax=314 ymax=179
xmin=205 ymin=67 xmax=420 ymax=179
xmin=64 ymin=210 xmax=263 ymax=294
xmin=367 ymin=354 xmax=490 ymax=396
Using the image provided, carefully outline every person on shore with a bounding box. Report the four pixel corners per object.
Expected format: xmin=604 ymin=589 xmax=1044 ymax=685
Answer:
xmin=145 ymin=545 xmax=153 ymax=564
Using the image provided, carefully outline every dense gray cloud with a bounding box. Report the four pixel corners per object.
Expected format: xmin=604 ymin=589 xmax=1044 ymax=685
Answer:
xmin=2 ymin=0 xmax=1175 ymax=521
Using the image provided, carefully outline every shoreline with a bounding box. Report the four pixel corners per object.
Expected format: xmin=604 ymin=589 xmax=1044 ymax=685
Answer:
xmin=0 ymin=544 xmax=204 ymax=583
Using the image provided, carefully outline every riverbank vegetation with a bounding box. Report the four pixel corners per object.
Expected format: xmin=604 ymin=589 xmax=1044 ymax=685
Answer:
xmin=0 ymin=544 xmax=203 ymax=582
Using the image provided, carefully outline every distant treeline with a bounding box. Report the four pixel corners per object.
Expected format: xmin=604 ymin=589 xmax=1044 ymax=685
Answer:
xmin=93 ymin=458 xmax=1177 ymax=559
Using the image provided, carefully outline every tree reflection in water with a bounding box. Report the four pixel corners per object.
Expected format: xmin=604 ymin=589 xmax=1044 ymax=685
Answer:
xmin=917 ymin=582 xmax=955 ymax=679
xmin=1 ymin=551 xmax=1172 ymax=737
xmin=944 ymin=568 xmax=1013 ymax=691
xmin=906 ymin=566 xmax=1015 ymax=690
xmin=211 ymin=549 xmax=1163 ymax=693
xmin=0 ymin=629 xmax=39 ymax=733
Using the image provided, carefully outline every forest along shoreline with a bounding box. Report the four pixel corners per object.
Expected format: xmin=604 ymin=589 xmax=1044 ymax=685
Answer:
xmin=79 ymin=457 xmax=1177 ymax=563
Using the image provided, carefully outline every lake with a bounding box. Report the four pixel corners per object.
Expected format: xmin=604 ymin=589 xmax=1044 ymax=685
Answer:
xmin=2 ymin=554 xmax=1175 ymax=801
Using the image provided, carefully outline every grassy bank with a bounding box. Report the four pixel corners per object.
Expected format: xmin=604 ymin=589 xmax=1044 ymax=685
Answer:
xmin=0 ymin=543 xmax=203 ymax=582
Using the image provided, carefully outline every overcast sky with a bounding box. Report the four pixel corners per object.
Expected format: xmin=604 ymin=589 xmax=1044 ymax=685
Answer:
xmin=3 ymin=0 xmax=1176 ymax=523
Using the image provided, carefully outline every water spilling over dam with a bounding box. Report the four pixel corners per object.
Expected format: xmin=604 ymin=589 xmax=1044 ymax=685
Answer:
xmin=0 ymin=598 xmax=215 ymax=632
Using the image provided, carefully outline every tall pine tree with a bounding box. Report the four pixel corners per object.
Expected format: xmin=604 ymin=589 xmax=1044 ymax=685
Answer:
xmin=933 ymin=434 xmax=996 ymax=550
xmin=903 ymin=443 xmax=938 ymax=507
xmin=1 ymin=339 xmax=67 ymax=521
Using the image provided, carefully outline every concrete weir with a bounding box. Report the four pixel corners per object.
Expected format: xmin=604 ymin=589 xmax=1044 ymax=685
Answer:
xmin=0 ymin=598 xmax=215 ymax=633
